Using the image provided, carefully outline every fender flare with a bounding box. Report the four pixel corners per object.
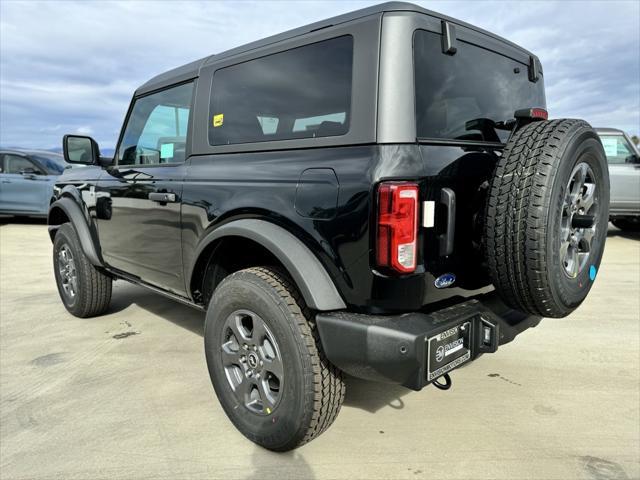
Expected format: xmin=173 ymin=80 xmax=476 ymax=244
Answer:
xmin=192 ymin=219 xmax=346 ymax=311
xmin=48 ymin=197 xmax=103 ymax=267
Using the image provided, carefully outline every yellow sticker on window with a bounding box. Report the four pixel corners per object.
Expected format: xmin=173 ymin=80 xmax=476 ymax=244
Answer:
xmin=213 ymin=113 xmax=224 ymax=127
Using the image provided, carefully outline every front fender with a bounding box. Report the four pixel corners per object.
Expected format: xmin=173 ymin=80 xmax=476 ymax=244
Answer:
xmin=190 ymin=219 xmax=346 ymax=311
xmin=48 ymin=196 xmax=103 ymax=266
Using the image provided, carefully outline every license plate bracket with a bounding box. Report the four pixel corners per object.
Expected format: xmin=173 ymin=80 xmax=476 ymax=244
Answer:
xmin=426 ymin=321 xmax=471 ymax=381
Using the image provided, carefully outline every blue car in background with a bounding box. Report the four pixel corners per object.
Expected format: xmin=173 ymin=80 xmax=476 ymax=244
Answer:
xmin=0 ymin=149 xmax=71 ymax=218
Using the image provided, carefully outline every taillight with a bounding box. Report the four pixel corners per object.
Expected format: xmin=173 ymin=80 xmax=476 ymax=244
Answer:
xmin=376 ymin=182 xmax=419 ymax=273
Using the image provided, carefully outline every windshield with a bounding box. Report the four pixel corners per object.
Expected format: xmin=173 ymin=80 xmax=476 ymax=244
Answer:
xmin=598 ymin=134 xmax=634 ymax=164
xmin=414 ymin=30 xmax=546 ymax=143
xmin=30 ymin=153 xmax=66 ymax=174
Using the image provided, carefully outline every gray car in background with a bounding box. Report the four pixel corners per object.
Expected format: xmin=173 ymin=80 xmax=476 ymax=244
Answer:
xmin=596 ymin=128 xmax=640 ymax=231
xmin=0 ymin=149 xmax=70 ymax=218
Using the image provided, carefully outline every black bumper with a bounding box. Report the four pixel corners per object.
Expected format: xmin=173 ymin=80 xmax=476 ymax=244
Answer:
xmin=316 ymin=293 xmax=541 ymax=391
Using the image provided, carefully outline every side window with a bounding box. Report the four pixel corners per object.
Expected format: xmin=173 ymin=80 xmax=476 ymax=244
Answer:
xmin=209 ymin=35 xmax=353 ymax=145
xmin=118 ymin=82 xmax=194 ymax=166
xmin=600 ymin=135 xmax=634 ymax=164
xmin=3 ymin=155 xmax=41 ymax=174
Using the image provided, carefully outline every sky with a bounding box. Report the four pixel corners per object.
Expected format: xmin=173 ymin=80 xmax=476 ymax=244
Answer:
xmin=1 ymin=0 xmax=639 ymax=150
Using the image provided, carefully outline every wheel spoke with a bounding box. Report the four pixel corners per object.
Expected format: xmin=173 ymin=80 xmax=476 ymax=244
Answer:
xmin=580 ymin=183 xmax=596 ymax=212
xmin=582 ymin=227 xmax=595 ymax=250
xmin=235 ymin=375 xmax=252 ymax=399
xmin=257 ymin=378 xmax=277 ymax=411
xmin=221 ymin=341 xmax=243 ymax=367
xmin=264 ymin=357 xmax=283 ymax=380
xmin=571 ymin=163 xmax=587 ymax=198
xmin=229 ymin=315 xmax=251 ymax=342
xmin=251 ymin=318 xmax=267 ymax=344
xmin=569 ymin=247 xmax=579 ymax=278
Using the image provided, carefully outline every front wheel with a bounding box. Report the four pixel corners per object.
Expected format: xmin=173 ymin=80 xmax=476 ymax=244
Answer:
xmin=204 ymin=267 xmax=345 ymax=451
xmin=53 ymin=223 xmax=112 ymax=317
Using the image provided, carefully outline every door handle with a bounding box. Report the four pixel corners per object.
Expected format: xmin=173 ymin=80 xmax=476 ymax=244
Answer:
xmin=1 ymin=180 xmax=11 ymax=184
xmin=148 ymin=192 xmax=177 ymax=203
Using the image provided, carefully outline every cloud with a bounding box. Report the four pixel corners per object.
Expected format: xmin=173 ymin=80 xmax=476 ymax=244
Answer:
xmin=1 ymin=0 xmax=638 ymax=149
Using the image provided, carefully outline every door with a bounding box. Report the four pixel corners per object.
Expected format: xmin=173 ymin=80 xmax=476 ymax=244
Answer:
xmin=96 ymin=81 xmax=195 ymax=295
xmin=0 ymin=154 xmax=54 ymax=215
xmin=600 ymin=134 xmax=640 ymax=213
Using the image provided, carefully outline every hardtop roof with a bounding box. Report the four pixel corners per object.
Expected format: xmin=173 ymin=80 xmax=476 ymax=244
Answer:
xmin=136 ymin=1 xmax=536 ymax=95
xmin=595 ymin=128 xmax=625 ymax=135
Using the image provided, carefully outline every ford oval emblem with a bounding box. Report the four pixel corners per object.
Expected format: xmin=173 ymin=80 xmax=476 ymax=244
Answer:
xmin=434 ymin=273 xmax=456 ymax=289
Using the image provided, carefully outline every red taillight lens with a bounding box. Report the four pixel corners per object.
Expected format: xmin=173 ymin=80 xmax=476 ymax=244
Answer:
xmin=376 ymin=182 xmax=419 ymax=273
xmin=515 ymin=107 xmax=548 ymax=120
xmin=531 ymin=108 xmax=548 ymax=120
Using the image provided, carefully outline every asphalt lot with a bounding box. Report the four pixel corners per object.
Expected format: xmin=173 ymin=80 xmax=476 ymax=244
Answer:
xmin=0 ymin=220 xmax=638 ymax=480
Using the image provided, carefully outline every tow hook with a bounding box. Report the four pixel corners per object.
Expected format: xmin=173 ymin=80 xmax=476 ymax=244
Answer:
xmin=432 ymin=373 xmax=452 ymax=390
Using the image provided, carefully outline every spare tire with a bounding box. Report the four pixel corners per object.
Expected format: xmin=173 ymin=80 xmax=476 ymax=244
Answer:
xmin=485 ymin=119 xmax=609 ymax=318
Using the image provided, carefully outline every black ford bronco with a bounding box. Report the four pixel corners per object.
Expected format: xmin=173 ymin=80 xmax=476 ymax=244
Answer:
xmin=49 ymin=2 xmax=609 ymax=451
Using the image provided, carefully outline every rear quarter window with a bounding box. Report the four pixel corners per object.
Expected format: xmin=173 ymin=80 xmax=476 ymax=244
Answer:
xmin=209 ymin=35 xmax=353 ymax=146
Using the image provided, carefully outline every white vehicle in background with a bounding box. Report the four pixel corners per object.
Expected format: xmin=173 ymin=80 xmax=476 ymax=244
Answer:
xmin=596 ymin=128 xmax=640 ymax=231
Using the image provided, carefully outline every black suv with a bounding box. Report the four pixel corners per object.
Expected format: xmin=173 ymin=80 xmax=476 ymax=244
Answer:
xmin=49 ymin=2 xmax=609 ymax=451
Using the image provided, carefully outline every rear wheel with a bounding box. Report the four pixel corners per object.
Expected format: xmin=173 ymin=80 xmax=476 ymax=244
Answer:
xmin=204 ymin=267 xmax=345 ymax=451
xmin=485 ymin=119 xmax=609 ymax=318
xmin=53 ymin=223 xmax=112 ymax=317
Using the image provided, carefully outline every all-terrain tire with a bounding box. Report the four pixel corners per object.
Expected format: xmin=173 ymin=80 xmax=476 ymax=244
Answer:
xmin=53 ymin=223 xmax=112 ymax=317
xmin=204 ymin=267 xmax=345 ymax=451
xmin=485 ymin=119 xmax=609 ymax=318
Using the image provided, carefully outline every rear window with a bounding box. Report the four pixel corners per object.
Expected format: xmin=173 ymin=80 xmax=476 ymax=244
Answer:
xmin=209 ymin=35 xmax=353 ymax=146
xmin=414 ymin=29 xmax=546 ymax=143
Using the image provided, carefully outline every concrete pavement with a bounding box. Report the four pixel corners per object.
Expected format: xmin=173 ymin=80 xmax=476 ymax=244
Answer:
xmin=1 ymin=221 xmax=638 ymax=480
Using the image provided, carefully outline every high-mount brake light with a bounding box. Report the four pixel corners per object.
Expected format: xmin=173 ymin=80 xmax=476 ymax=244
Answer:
xmin=376 ymin=182 xmax=419 ymax=273
xmin=515 ymin=108 xmax=548 ymax=121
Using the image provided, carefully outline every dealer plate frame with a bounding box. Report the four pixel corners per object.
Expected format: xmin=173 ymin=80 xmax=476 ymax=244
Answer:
xmin=426 ymin=321 xmax=472 ymax=381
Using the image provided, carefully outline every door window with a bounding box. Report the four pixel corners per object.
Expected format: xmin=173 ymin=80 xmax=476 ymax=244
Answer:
xmin=598 ymin=135 xmax=634 ymax=164
xmin=118 ymin=82 xmax=194 ymax=166
xmin=2 ymin=155 xmax=42 ymax=174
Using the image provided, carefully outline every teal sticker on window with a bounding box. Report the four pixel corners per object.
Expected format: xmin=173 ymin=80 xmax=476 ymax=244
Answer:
xmin=160 ymin=143 xmax=174 ymax=159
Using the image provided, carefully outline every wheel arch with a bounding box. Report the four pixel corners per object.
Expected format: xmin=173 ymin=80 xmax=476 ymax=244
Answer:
xmin=48 ymin=195 xmax=103 ymax=266
xmin=189 ymin=219 xmax=346 ymax=311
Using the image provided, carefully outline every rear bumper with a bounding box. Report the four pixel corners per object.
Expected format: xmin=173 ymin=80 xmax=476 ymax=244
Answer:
xmin=316 ymin=293 xmax=541 ymax=391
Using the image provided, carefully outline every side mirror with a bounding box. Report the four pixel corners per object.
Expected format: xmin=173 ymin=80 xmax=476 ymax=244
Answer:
xmin=625 ymin=154 xmax=639 ymax=164
xmin=63 ymin=134 xmax=100 ymax=165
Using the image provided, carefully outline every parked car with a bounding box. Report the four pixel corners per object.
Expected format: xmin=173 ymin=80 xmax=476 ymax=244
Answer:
xmin=0 ymin=149 xmax=71 ymax=218
xmin=596 ymin=128 xmax=640 ymax=231
xmin=48 ymin=2 xmax=609 ymax=451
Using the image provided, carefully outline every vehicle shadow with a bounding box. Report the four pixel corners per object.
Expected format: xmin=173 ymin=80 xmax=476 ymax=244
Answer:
xmin=108 ymin=284 xmax=205 ymax=336
xmin=343 ymin=376 xmax=412 ymax=413
xmin=607 ymin=226 xmax=639 ymax=240
xmin=108 ymin=283 xmax=413 ymax=414
xmin=0 ymin=216 xmax=47 ymax=226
